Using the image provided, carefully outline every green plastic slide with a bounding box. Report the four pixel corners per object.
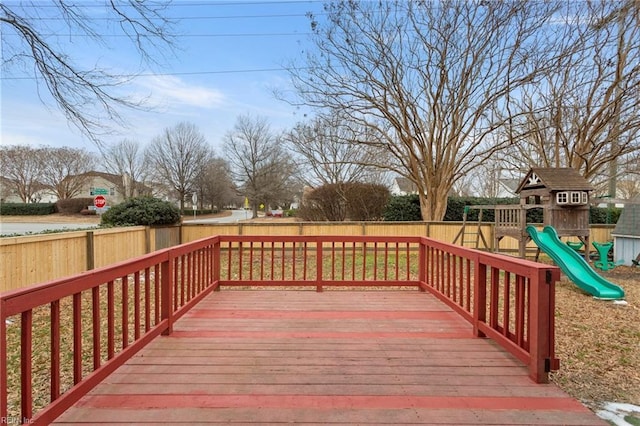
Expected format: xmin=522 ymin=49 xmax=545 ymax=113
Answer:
xmin=526 ymin=225 xmax=625 ymax=300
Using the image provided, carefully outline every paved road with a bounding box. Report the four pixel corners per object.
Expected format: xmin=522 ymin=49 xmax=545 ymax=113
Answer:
xmin=0 ymin=210 xmax=249 ymax=236
xmin=0 ymin=222 xmax=98 ymax=236
xmin=183 ymin=209 xmax=250 ymax=224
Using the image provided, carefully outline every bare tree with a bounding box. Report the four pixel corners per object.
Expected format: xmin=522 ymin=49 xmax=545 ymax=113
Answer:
xmin=617 ymin=178 xmax=640 ymax=201
xmin=102 ymin=139 xmax=149 ymax=199
xmin=193 ymin=157 xmax=238 ymax=210
xmin=39 ymin=147 xmax=95 ymax=199
xmin=146 ymin=122 xmax=211 ymax=213
xmin=0 ymin=145 xmax=46 ymax=202
xmin=0 ymin=2 xmax=174 ymax=143
xmin=284 ymin=113 xmax=389 ymax=187
xmin=223 ymin=115 xmax=297 ymax=218
xmin=286 ymin=1 xmax=558 ymax=220
xmin=497 ymin=1 xmax=640 ymax=190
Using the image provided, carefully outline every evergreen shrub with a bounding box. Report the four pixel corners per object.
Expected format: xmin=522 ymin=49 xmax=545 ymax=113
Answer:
xmin=383 ymin=194 xmax=422 ymax=221
xmin=0 ymin=202 xmax=57 ymax=215
xmin=100 ymin=196 xmax=181 ymax=226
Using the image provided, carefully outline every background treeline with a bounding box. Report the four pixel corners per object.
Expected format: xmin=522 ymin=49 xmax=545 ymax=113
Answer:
xmin=384 ymin=195 xmax=622 ymax=224
xmin=0 ymin=194 xmax=623 ymax=224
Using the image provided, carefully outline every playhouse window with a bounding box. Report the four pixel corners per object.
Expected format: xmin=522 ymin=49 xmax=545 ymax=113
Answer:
xmin=556 ymin=192 xmax=568 ymax=204
xmin=570 ymin=192 xmax=582 ymax=203
xmin=557 ymin=191 xmax=587 ymax=205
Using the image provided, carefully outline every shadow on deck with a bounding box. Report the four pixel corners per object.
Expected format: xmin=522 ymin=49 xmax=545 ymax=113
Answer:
xmin=54 ymin=290 xmax=603 ymax=425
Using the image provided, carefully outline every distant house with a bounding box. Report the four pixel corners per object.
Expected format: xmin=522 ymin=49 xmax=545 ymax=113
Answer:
xmin=496 ymin=178 xmax=520 ymax=198
xmin=145 ymin=180 xmax=177 ymax=204
xmin=0 ymin=171 xmax=157 ymax=206
xmin=1 ymin=176 xmax=22 ymax=203
xmin=75 ymin=171 xmax=127 ymax=204
xmin=390 ymin=177 xmax=418 ymax=196
xmin=612 ymin=198 xmax=640 ymax=266
xmin=76 ymin=171 xmax=154 ymax=205
xmin=0 ymin=176 xmax=57 ymax=204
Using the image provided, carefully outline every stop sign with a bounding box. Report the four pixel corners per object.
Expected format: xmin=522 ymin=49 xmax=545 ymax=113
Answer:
xmin=94 ymin=195 xmax=106 ymax=209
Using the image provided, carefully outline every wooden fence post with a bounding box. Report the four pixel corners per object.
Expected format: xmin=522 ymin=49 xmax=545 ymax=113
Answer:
xmin=86 ymin=231 xmax=94 ymax=270
xmin=145 ymin=227 xmax=151 ymax=254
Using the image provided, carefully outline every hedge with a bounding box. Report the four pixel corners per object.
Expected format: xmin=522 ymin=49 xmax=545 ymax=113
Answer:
xmin=56 ymin=198 xmax=95 ymax=214
xmin=383 ymin=194 xmax=422 ymax=221
xmin=0 ymin=202 xmax=57 ymax=215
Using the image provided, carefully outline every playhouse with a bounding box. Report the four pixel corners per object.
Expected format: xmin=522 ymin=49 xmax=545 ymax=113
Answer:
xmin=495 ymin=167 xmax=594 ymax=257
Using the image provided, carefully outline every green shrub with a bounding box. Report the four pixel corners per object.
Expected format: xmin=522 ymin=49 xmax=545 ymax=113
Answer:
xmin=100 ymin=197 xmax=181 ymax=227
xmin=56 ymin=198 xmax=94 ymax=214
xmin=383 ymin=194 xmax=422 ymax=221
xmin=590 ymin=206 xmax=621 ymax=224
xmin=0 ymin=202 xmax=57 ymax=215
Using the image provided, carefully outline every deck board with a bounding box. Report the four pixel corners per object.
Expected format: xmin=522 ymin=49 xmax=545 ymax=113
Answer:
xmin=54 ymin=290 xmax=605 ymax=425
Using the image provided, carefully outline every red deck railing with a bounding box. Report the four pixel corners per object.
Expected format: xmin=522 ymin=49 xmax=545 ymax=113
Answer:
xmin=0 ymin=235 xmax=560 ymax=425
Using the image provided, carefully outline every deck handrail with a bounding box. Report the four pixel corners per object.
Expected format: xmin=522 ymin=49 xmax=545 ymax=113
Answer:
xmin=1 ymin=234 xmax=560 ymax=425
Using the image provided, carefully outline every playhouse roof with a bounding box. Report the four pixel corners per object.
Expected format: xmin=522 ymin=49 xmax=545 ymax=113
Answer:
xmin=612 ymin=198 xmax=640 ymax=237
xmin=516 ymin=168 xmax=594 ymax=194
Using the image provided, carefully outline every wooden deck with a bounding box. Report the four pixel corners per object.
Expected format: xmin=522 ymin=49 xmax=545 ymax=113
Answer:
xmin=53 ymin=290 xmax=604 ymax=425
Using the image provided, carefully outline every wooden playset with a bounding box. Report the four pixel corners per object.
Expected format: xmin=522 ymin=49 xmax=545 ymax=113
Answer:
xmin=455 ymin=168 xmax=594 ymax=258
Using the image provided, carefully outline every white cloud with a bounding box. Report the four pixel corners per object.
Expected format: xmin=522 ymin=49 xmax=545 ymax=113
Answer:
xmin=133 ymin=75 xmax=225 ymax=110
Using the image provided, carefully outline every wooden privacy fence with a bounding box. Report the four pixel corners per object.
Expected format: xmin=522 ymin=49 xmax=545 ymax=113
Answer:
xmin=1 ymin=234 xmax=560 ymax=425
xmin=1 ymin=221 xmax=613 ymax=293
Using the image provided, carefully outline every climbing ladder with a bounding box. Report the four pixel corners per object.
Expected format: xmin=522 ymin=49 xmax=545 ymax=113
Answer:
xmin=452 ymin=206 xmax=490 ymax=250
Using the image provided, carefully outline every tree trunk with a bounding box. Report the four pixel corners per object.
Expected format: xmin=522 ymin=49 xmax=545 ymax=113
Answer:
xmin=419 ymin=192 xmax=448 ymax=222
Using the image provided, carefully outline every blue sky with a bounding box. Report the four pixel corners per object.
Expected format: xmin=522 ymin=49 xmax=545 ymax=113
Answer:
xmin=1 ymin=0 xmax=326 ymax=155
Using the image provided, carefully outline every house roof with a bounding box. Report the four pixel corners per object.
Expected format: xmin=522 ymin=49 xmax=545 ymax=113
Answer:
xmin=516 ymin=168 xmax=594 ymax=193
xmin=498 ymin=178 xmax=520 ymax=194
xmin=394 ymin=177 xmax=418 ymax=194
xmin=612 ymin=197 xmax=640 ymax=237
xmin=80 ymin=171 xmax=123 ymax=185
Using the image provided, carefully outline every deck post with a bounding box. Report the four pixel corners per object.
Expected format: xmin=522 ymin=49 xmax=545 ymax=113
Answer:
xmin=21 ymin=310 xmax=33 ymax=421
xmin=212 ymin=239 xmax=221 ymax=291
xmin=315 ymin=238 xmax=323 ymax=292
xmin=418 ymin=241 xmax=426 ymax=291
xmin=473 ymin=259 xmax=487 ymax=338
xmin=0 ymin=300 xmax=7 ymax=421
xmin=528 ymin=268 xmax=558 ymax=383
xmin=161 ymin=255 xmax=174 ymax=335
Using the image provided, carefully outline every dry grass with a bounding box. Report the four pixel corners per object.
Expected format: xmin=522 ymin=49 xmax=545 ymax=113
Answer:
xmin=551 ymin=266 xmax=640 ymax=410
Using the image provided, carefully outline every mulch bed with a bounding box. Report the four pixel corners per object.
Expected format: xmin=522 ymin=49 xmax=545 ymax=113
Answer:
xmin=550 ymin=266 xmax=640 ymax=410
